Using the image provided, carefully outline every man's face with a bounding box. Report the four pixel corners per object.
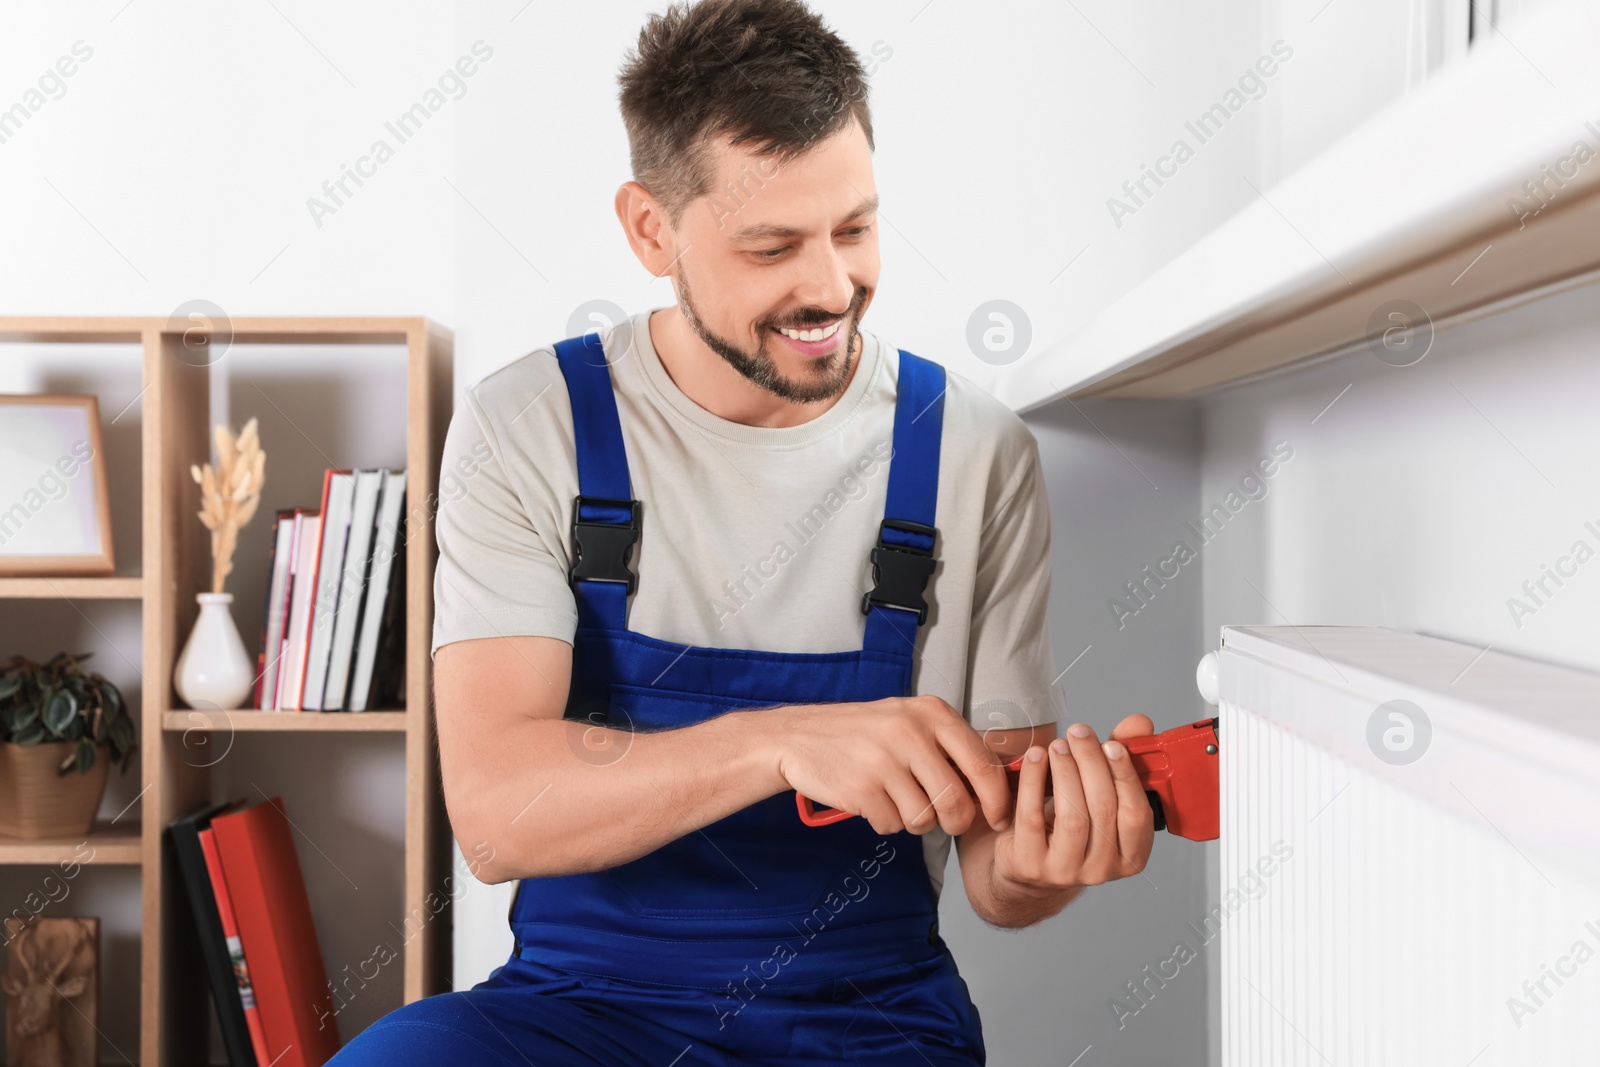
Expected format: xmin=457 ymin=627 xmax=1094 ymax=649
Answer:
xmin=663 ymin=118 xmax=880 ymax=404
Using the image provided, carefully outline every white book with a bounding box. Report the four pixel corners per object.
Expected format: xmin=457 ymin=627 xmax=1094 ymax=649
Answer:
xmin=279 ymin=514 xmax=321 ymax=711
xmin=257 ymin=514 xmax=297 ymax=710
xmin=322 ymin=469 xmax=385 ymax=711
xmin=270 ymin=512 xmax=306 ymax=710
xmin=349 ymin=470 xmax=407 ymax=712
xmin=301 ymin=473 xmax=356 ymax=711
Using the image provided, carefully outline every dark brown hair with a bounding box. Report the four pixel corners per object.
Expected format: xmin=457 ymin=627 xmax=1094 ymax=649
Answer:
xmin=617 ymin=0 xmax=875 ymax=228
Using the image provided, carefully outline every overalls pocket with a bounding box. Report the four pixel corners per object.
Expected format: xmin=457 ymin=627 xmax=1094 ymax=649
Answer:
xmin=600 ymin=682 xmax=835 ymax=919
xmin=835 ymin=951 xmax=986 ymax=1064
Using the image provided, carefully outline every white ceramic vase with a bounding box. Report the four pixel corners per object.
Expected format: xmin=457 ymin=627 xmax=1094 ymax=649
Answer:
xmin=174 ymin=592 xmax=254 ymax=710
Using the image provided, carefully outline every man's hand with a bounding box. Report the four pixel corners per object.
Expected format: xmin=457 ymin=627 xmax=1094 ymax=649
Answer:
xmin=990 ymin=712 xmax=1157 ymax=895
xmin=774 ymin=696 xmax=1013 ymax=838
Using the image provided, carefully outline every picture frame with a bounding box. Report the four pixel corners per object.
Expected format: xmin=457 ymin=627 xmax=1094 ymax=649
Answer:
xmin=0 ymin=394 xmax=115 ymax=577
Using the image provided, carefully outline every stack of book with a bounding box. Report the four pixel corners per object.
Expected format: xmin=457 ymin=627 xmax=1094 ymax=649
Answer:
xmin=256 ymin=468 xmax=408 ymax=712
xmin=168 ymin=797 xmax=342 ymax=1067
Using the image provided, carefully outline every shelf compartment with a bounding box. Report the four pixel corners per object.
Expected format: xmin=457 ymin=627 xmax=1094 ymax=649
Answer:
xmin=162 ymin=709 xmax=410 ymax=732
xmin=0 ymin=819 xmax=142 ymax=866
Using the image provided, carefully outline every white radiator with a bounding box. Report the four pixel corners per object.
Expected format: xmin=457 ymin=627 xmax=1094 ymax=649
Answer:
xmin=1212 ymin=626 xmax=1600 ymax=1066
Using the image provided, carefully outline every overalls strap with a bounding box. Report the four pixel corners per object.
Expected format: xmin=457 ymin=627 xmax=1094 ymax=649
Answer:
xmin=554 ymin=332 xmax=948 ymax=655
xmin=554 ymin=331 xmax=636 ymax=633
xmin=861 ymin=350 xmax=946 ymax=656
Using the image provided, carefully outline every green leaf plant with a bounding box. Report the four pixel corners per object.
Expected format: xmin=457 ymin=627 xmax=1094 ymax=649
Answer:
xmin=0 ymin=651 xmax=137 ymax=776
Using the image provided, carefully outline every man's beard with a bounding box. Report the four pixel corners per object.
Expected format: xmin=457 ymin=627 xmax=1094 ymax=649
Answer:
xmin=675 ymin=265 xmax=863 ymax=404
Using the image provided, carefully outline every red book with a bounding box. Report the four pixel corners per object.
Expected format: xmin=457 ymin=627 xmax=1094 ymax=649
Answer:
xmin=210 ymin=797 xmax=341 ymax=1066
xmin=199 ymin=826 xmax=273 ymax=1067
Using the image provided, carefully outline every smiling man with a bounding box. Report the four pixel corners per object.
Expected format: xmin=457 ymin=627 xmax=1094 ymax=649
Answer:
xmin=330 ymin=1 xmax=1153 ymax=1065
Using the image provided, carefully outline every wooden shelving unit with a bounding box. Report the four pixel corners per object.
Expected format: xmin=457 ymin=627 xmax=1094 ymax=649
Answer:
xmin=0 ymin=576 xmax=146 ymax=598
xmin=161 ymin=709 xmax=413 ymax=733
xmin=0 ymin=315 xmax=453 ymax=1066
xmin=0 ymin=821 xmax=143 ymax=866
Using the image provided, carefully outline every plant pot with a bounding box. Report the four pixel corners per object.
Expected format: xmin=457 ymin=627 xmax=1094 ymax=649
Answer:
xmin=0 ymin=740 xmax=111 ymax=839
xmin=174 ymin=591 xmax=254 ymax=710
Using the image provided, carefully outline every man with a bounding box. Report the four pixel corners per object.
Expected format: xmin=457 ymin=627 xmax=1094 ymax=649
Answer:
xmin=332 ymin=1 xmax=1153 ymax=1063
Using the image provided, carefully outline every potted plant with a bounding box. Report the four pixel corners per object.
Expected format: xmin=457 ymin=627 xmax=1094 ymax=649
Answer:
xmin=0 ymin=651 xmax=137 ymax=839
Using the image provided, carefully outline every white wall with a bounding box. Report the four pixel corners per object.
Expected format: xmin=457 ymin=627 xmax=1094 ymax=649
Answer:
xmin=1200 ymin=275 xmax=1600 ymax=679
xmin=0 ymin=0 xmax=455 ymax=320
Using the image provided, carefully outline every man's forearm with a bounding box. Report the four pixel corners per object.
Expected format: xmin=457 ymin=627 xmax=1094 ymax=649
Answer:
xmin=468 ymin=708 xmax=789 ymax=882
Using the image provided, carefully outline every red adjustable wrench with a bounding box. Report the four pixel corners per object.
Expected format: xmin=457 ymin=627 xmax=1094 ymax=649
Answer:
xmin=795 ymin=716 xmax=1220 ymax=841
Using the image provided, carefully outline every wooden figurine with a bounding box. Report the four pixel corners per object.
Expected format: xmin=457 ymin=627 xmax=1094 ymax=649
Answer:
xmin=2 ymin=916 xmax=98 ymax=1067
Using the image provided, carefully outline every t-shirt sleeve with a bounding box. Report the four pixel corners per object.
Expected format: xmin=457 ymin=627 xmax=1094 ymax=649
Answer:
xmin=963 ymin=433 xmax=1068 ymax=732
xmin=430 ymin=388 xmax=578 ymax=660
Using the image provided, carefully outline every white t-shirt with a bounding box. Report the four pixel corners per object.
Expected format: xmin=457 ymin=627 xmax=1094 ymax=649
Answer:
xmin=431 ymin=307 xmax=1066 ymax=902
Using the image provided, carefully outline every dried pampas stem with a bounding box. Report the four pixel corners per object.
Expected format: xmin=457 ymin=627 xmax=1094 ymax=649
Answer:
xmin=189 ymin=416 xmax=266 ymax=594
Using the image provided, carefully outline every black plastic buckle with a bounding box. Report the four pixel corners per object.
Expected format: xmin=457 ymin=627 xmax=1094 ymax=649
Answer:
xmin=568 ymin=495 xmax=641 ymax=595
xmin=860 ymin=518 xmax=937 ymax=625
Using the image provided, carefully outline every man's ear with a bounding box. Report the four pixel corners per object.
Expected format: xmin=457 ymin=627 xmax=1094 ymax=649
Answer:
xmin=615 ymin=181 xmax=678 ymax=279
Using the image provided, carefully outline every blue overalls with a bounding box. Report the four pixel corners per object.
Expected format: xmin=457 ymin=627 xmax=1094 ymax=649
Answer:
xmin=331 ymin=332 xmax=987 ymax=1066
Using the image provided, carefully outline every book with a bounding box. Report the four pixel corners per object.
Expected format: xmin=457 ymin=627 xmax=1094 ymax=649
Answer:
xmin=367 ymin=529 xmax=407 ymax=709
xmin=200 ymin=826 xmax=273 ymax=1067
xmin=271 ymin=511 xmax=308 ymax=710
xmin=255 ymin=511 xmax=297 ymax=711
xmin=348 ymin=470 xmax=406 ymax=712
xmin=300 ymin=471 xmax=355 ymax=711
xmin=168 ymin=800 xmax=259 ymax=1067
xmin=322 ymin=469 xmax=385 ymax=711
xmin=210 ymin=796 xmax=341 ymax=1067
xmin=278 ymin=513 xmax=322 ymax=711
